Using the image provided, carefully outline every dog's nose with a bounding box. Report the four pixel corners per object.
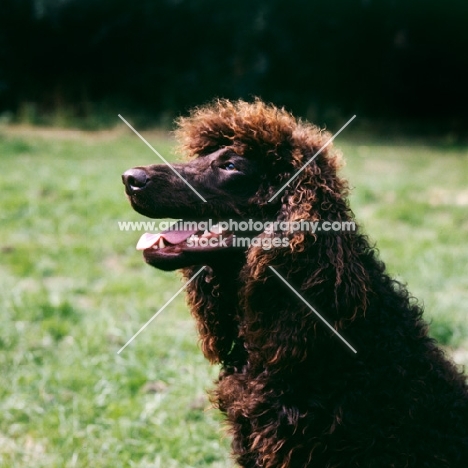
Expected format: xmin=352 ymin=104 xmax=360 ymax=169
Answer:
xmin=122 ymin=168 xmax=148 ymax=192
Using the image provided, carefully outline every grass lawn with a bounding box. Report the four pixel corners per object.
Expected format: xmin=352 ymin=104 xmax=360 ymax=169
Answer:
xmin=0 ymin=125 xmax=467 ymax=467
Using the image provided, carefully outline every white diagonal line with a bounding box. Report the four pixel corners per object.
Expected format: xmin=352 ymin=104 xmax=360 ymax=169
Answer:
xmin=268 ymin=115 xmax=356 ymax=202
xmin=117 ymin=266 xmax=206 ymax=354
xmin=118 ymin=114 xmax=207 ymax=202
xmin=268 ymin=266 xmax=357 ymax=353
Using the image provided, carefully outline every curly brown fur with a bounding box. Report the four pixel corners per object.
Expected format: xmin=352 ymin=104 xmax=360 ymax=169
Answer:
xmin=123 ymin=99 xmax=468 ymax=467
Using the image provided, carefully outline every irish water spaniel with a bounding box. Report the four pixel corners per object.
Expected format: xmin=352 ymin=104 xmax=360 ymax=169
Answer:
xmin=122 ymin=99 xmax=468 ymax=467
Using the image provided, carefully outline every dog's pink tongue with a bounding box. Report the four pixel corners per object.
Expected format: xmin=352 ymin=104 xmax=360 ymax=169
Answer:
xmin=161 ymin=228 xmax=198 ymax=244
xmin=136 ymin=227 xmax=198 ymax=250
xmin=136 ymin=233 xmax=162 ymax=250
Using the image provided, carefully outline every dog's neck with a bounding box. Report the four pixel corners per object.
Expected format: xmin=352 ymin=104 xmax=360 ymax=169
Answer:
xmin=182 ymin=231 xmax=371 ymax=369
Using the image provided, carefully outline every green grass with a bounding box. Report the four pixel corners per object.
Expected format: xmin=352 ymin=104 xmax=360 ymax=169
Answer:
xmin=341 ymin=142 xmax=468 ymax=347
xmin=0 ymin=126 xmax=467 ymax=467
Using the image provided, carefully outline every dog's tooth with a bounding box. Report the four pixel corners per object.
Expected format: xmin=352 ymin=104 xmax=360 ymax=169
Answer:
xmin=158 ymin=238 xmax=165 ymax=248
xmin=202 ymin=230 xmax=210 ymax=237
xmin=210 ymin=224 xmax=222 ymax=234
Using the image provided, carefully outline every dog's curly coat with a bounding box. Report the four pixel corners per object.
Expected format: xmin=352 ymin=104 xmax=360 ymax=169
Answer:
xmin=123 ymin=99 xmax=468 ymax=467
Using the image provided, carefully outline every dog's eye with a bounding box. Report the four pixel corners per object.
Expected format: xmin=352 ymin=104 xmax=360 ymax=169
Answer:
xmin=221 ymin=162 xmax=238 ymax=171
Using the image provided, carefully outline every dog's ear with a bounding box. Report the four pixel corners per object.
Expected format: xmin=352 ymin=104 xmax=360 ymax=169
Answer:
xmin=240 ymin=158 xmax=370 ymax=368
xmin=240 ymin=236 xmax=369 ymax=370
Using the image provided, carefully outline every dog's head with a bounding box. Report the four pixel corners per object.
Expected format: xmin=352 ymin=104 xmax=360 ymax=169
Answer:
xmin=122 ymin=99 xmax=347 ymax=271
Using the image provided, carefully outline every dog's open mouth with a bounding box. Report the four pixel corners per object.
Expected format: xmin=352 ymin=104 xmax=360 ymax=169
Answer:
xmin=136 ymin=221 xmax=235 ymax=257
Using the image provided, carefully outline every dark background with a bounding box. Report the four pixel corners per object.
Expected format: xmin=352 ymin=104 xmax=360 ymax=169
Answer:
xmin=1 ymin=0 xmax=467 ymax=133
